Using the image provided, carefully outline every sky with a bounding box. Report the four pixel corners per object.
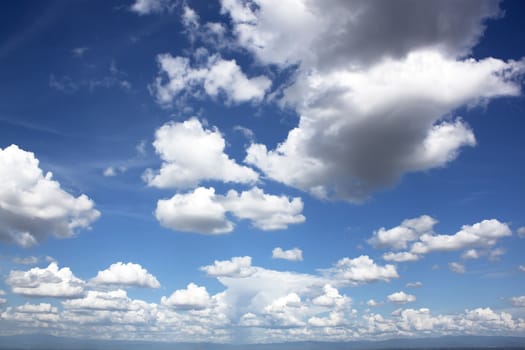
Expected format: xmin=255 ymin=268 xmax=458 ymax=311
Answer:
xmin=0 ymin=0 xmax=525 ymax=344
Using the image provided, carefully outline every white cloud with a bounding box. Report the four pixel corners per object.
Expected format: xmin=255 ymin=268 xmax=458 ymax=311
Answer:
xmin=152 ymin=54 xmax=271 ymax=106
xmin=462 ymin=249 xmax=481 ymax=260
xmin=324 ymin=255 xmax=398 ymax=285
xmin=449 ymin=262 xmax=466 ymax=274
xmin=103 ymin=167 xmax=117 ymax=177
xmin=518 ymin=227 xmax=525 ymax=238
xmin=6 ymin=263 xmax=85 ymax=298
xmin=272 ymin=247 xmax=303 ymax=262
xmin=406 ymin=281 xmax=423 ymax=289
xmin=72 ymin=47 xmax=88 ymax=58
xmin=312 ymin=284 xmax=349 ymax=308
xmin=510 ymin=296 xmax=525 ymax=307
xmin=221 ymin=0 xmax=501 ymax=69
xmin=91 ymin=262 xmax=160 ymax=289
xmin=246 ymin=52 xmax=523 ymax=201
xmin=12 ymin=256 xmax=39 ymax=265
xmin=156 ymin=187 xmax=233 ymax=234
xmin=411 ymin=219 xmax=511 ymax=255
xmin=63 ymin=289 xmax=152 ymax=311
xmin=155 ymin=187 xmax=305 ymax=234
xmin=200 ymin=256 xmax=256 ymax=278
xmin=382 ymin=252 xmax=420 ymax=262
xmin=369 ymin=215 xmax=437 ymax=250
xmin=367 ymin=299 xmax=381 ymax=307
xmin=223 ymin=188 xmax=305 ymax=230
xmin=161 ymin=283 xmax=211 ymax=310
xmin=519 ymin=265 xmax=525 ymax=272
xmin=388 ymin=291 xmax=416 ymax=304
xmin=0 ymin=145 xmax=100 ymax=247
xmin=144 ymin=118 xmax=258 ymax=189
xmin=130 ymin=0 xmax=174 ymax=15
xmin=182 ymin=5 xmax=199 ymax=29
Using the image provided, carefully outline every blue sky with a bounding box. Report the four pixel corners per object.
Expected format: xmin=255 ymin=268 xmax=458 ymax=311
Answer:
xmin=0 ymin=0 xmax=525 ymax=343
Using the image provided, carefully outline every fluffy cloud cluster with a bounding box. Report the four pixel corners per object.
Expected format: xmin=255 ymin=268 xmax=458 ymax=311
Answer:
xmin=91 ymin=262 xmax=161 ymax=289
xmin=325 ymin=255 xmax=398 ymax=285
xmin=155 ymin=186 xmax=304 ymax=234
xmin=152 ymin=54 xmax=271 ymax=106
xmin=130 ymin=0 xmax=174 ymax=15
xmin=2 ymin=257 xmax=525 ymax=342
xmin=0 ymin=145 xmax=100 ymax=247
xmin=215 ymin=0 xmax=525 ymax=201
xmin=370 ymin=216 xmax=512 ymax=262
xmin=272 ymin=247 xmax=303 ymax=261
xmin=6 ymin=263 xmax=85 ymax=298
xmin=144 ymin=118 xmax=258 ymax=189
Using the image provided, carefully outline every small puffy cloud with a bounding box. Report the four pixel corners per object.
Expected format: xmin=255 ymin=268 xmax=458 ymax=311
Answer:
xmin=201 ymin=256 xmax=256 ymax=278
xmin=16 ymin=303 xmax=58 ymax=314
xmin=518 ymin=227 xmax=525 ymax=238
xmin=382 ymin=252 xmax=420 ymax=262
xmin=63 ymin=289 xmax=151 ymax=311
xmin=152 ymin=54 xmax=271 ymax=106
xmin=411 ymin=219 xmax=511 ymax=255
xmin=272 ymin=247 xmax=303 ymax=262
xmin=130 ymin=0 xmax=174 ymax=15
xmin=388 ymin=291 xmax=416 ymax=304
xmin=223 ymin=188 xmax=305 ymax=230
xmin=161 ymin=283 xmax=211 ymax=310
xmin=12 ymin=256 xmax=39 ymax=265
xmin=449 ymin=262 xmax=466 ymax=274
xmin=144 ymin=118 xmax=258 ymax=189
xmin=91 ymin=262 xmax=160 ymax=289
xmin=462 ymin=249 xmax=481 ymax=260
xmin=72 ymin=47 xmax=88 ymax=58
xmin=369 ymin=215 xmax=437 ymax=250
xmin=155 ymin=187 xmax=305 ymax=234
xmin=519 ymin=265 xmax=525 ymax=272
xmin=103 ymin=167 xmax=117 ymax=177
xmin=367 ymin=299 xmax=381 ymax=307
xmin=155 ymin=187 xmax=233 ymax=234
xmin=406 ymin=281 xmax=423 ymax=289
xmin=312 ymin=284 xmax=349 ymax=308
xmin=0 ymin=145 xmax=100 ymax=247
xmin=510 ymin=296 xmax=525 ymax=307
xmin=182 ymin=5 xmax=199 ymax=29
xmin=325 ymin=255 xmax=398 ymax=285
xmin=6 ymin=262 xmax=85 ymax=298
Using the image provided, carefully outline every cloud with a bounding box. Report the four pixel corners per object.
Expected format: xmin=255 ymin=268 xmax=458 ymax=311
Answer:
xmin=201 ymin=256 xmax=256 ymax=278
xmin=411 ymin=219 xmax=511 ymax=255
xmin=221 ymin=0 xmax=501 ymax=69
xmin=246 ymin=52 xmax=523 ymax=201
xmin=367 ymin=299 xmax=381 ymax=307
xmin=519 ymin=265 xmax=525 ymax=272
xmin=155 ymin=187 xmax=305 ymax=234
xmin=323 ymin=255 xmax=398 ymax=285
xmin=144 ymin=118 xmax=258 ymax=189
xmin=382 ymin=252 xmax=420 ymax=262
xmin=312 ymin=284 xmax=349 ymax=308
xmin=6 ymin=263 xmax=85 ymax=298
xmin=406 ymin=281 xmax=423 ymax=289
xmin=272 ymin=247 xmax=303 ymax=261
xmin=510 ymin=296 xmax=525 ymax=307
xmin=62 ymin=289 xmax=152 ymax=311
xmin=91 ymin=262 xmax=160 ymax=289
xmin=71 ymin=47 xmax=88 ymax=58
xmin=388 ymin=291 xmax=416 ymax=304
xmin=0 ymin=145 xmax=100 ymax=247
xmin=161 ymin=283 xmax=211 ymax=310
xmin=369 ymin=215 xmax=437 ymax=250
xmin=449 ymin=262 xmax=466 ymax=274
xmin=12 ymin=256 xmax=39 ymax=265
xmin=152 ymin=54 xmax=271 ymax=107
xmin=130 ymin=0 xmax=174 ymax=15
xmin=517 ymin=226 xmax=525 ymax=238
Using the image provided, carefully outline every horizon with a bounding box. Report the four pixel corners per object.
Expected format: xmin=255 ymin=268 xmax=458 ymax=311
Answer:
xmin=0 ymin=0 xmax=525 ymax=344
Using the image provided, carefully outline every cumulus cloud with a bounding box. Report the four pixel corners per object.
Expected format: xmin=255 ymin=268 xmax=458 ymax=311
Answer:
xmin=372 ymin=216 xmax=512 ymax=262
xmin=221 ymin=0 xmax=501 ymax=69
xmin=312 ymin=284 xmax=349 ymax=308
xmin=0 ymin=145 xmax=100 ymax=247
xmin=324 ymin=255 xmax=398 ymax=284
xmin=91 ymin=262 xmax=160 ymax=289
xmin=369 ymin=215 xmax=437 ymax=250
xmin=449 ymin=262 xmax=466 ymax=274
xmin=63 ymin=289 xmax=152 ymax=311
xmin=144 ymin=118 xmax=258 ymax=189
xmin=510 ymin=296 xmax=525 ymax=307
xmin=406 ymin=281 xmax=423 ymax=289
xmin=245 ymin=52 xmax=523 ymax=201
xmin=517 ymin=227 xmax=525 ymax=238
xmin=272 ymin=247 xmax=303 ymax=261
xmin=161 ymin=283 xmax=211 ymax=310
xmin=6 ymin=263 xmax=85 ymax=298
xmin=200 ymin=256 xmax=256 ymax=278
xmin=155 ymin=187 xmax=305 ymax=234
xmin=411 ymin=219 xmax=511 ymax=255
xmin=130 ymin=0 xmax=174 ymax=15
xmin=152 ymin=54 xmax=271 ymax=106
xmin=388 ymin=291 xmax=416 ymax=304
